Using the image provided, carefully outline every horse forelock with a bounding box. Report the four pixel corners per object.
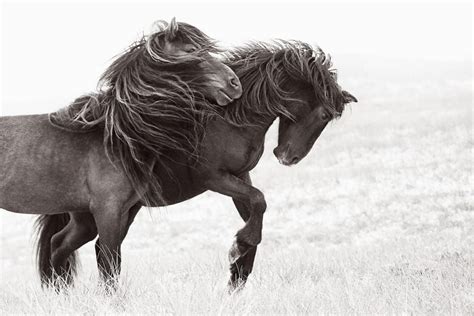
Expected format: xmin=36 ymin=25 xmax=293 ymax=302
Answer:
xmin=146 ymin=21 xmax=221 ymax=63
xmin=224 ymin=40 xmax=347 ymax=124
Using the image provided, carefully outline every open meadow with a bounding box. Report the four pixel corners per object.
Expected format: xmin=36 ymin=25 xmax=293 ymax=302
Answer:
xmin=1 ymin=56 xmax=472 ymax=314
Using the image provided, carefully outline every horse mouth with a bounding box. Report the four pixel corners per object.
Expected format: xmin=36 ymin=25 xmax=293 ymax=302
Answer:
xmin=277 ymin=156 xmax=299 ymax=166
xmin=216 ymin=90 xmax=233 ymax=106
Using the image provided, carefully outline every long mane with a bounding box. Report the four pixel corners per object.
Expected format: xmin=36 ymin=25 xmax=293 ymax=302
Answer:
xmin=50 ymin=21 xmax=221 ymax=205
xmin=50 ymin=37 xmax=347 ymax=205
xmin=222 ymin=40 xmax=347 ymax=125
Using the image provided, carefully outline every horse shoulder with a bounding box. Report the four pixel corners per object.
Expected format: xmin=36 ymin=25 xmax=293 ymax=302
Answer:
xmin=85 ymin=140 xmax=139 ymax=213
xmin=199 ymin=118 xmax=265 ymax=176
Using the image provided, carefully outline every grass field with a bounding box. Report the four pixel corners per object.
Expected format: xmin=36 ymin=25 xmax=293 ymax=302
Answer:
xmin=1 ymin=56 xmax=472 ymax=314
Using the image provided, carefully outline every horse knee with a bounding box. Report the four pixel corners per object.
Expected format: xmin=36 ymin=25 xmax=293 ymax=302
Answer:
xmin=249 ymin=190 xmax=266 ymax=215
xmin=237 ymin=225 xmax=262 ymax=247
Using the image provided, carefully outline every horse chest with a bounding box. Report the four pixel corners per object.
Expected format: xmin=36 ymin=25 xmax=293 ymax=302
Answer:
xmin=228 ymin=140 xmax=264 ymax=175
xmin=202 ymin=118 xmax=267 ymax=176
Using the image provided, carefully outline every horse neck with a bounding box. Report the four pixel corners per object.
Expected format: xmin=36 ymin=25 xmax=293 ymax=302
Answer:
xmin=239 ymin=112 xmax=277 ymax=141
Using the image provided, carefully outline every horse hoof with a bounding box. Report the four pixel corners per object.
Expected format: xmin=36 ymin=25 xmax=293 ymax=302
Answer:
xmin=228 ymin=240 xmax=241 ymax=264
xmin=227 ymin=279 xmax=245 ymax=294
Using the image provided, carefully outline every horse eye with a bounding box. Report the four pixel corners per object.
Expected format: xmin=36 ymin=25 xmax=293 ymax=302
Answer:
xmin=185 ymin=46 xmax=197 ymax=53
xmin=321 ymin=112 xmax=329 ymax=121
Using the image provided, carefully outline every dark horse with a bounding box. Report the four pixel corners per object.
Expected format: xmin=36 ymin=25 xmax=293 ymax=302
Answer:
xmin=0 ymin=19 xmax=243 ymax=286
xmin=30 ymin=40 xmax=357 ymax=290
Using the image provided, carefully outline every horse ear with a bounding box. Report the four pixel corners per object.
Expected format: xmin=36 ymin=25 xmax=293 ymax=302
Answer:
xmin=342 ymin=90 xmax=358 ymax=103
xmin=166 ymin=17 xmax=179 ymax=40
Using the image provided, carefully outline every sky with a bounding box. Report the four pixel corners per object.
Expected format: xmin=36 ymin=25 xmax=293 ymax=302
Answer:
xmin=1 ymin=1 xmax=472 ymax=115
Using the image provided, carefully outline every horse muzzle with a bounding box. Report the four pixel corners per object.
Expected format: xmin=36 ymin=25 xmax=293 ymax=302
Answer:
xmin=273 ymin=145 xmax=300 ymax=166
xmin=215 ymin=74 xmax=242 ymax=106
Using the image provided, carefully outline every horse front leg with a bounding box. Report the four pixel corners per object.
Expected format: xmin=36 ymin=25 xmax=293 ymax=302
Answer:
xmin=206 ymin=172 xmax=266 ymax=268
xmin=228 ymin=172 xmax=259 ymax=290
xmin=94 ymin=203 xmax=142 ymax=275
xmin=229 ymin=247 xmax=257 ymax=290
xmin=91 ymin=200 xmax=135 ymax=290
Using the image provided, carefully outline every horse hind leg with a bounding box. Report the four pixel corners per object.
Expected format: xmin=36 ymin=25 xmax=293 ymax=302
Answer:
xmin=49 ymin=212 xmax=97 ymax=288
xmin=36 ymin=213 xmax=70 ymax=287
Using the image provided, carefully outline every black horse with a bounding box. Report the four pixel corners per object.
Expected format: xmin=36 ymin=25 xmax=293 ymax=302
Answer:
xmin=32 ymin=40 xmax=357 ymax=291
xmin=0 ymin=19 xmax=242 ymax=287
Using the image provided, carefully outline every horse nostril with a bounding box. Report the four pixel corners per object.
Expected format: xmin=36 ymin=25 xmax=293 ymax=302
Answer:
xmin=273 ymin=147 xmax=280 ymax=157
xmin=230 ymin=77 xmax=239 ymax=88
xmin=290 ymin=157 xmax=299 ymax=164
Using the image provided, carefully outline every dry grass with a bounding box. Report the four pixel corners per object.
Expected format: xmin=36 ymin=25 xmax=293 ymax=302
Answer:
xmin=1 ymin=56 xmax=472 ymax=314
xmin=1 ymin=240 xmax=471 ymax=314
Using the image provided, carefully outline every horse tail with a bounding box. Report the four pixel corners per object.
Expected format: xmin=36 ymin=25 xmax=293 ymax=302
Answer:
xmin=34 ymin=213 xmax=77 ymax=285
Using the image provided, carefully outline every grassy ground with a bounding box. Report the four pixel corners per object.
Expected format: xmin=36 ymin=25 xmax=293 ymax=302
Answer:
xmin=1 ymin=56 xmax=472 ymax=314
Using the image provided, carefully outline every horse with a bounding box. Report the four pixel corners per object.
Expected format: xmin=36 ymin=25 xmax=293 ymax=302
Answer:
xmin=32 ymin=40 xmax=357 ymax=291
xmin=0 ymin=18 xmax=243 ymax=287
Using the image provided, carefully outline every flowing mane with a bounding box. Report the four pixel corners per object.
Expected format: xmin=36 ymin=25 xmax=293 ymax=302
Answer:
xmin=50 ymin=20 xmax=222 ymax=205
xmin=222 ymin=40 xmax=347 ymax=124
xmin=49 ymin=37 xmax=347 ymax=205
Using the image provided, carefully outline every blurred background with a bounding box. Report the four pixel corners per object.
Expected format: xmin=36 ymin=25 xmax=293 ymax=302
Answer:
xmin=1 ymin=1 xmax=472 ymax=313
xmin=1 ymin=1 xmax=471 ymax=115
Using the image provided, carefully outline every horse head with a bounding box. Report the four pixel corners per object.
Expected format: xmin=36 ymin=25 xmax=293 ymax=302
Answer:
xmin=274 ymin=75 xmax=357 ymax=165
xmin=225 ymin=41 xmax=357 ymax=165
xmin=148 ymin=18 xmax=242 ymax=106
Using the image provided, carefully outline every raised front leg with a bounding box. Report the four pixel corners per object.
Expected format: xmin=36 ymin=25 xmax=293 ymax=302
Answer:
xmin=206 ymin=172 xmax=266 ymax=265
xmin=228 ymin=172 xmax=259 ymax=290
